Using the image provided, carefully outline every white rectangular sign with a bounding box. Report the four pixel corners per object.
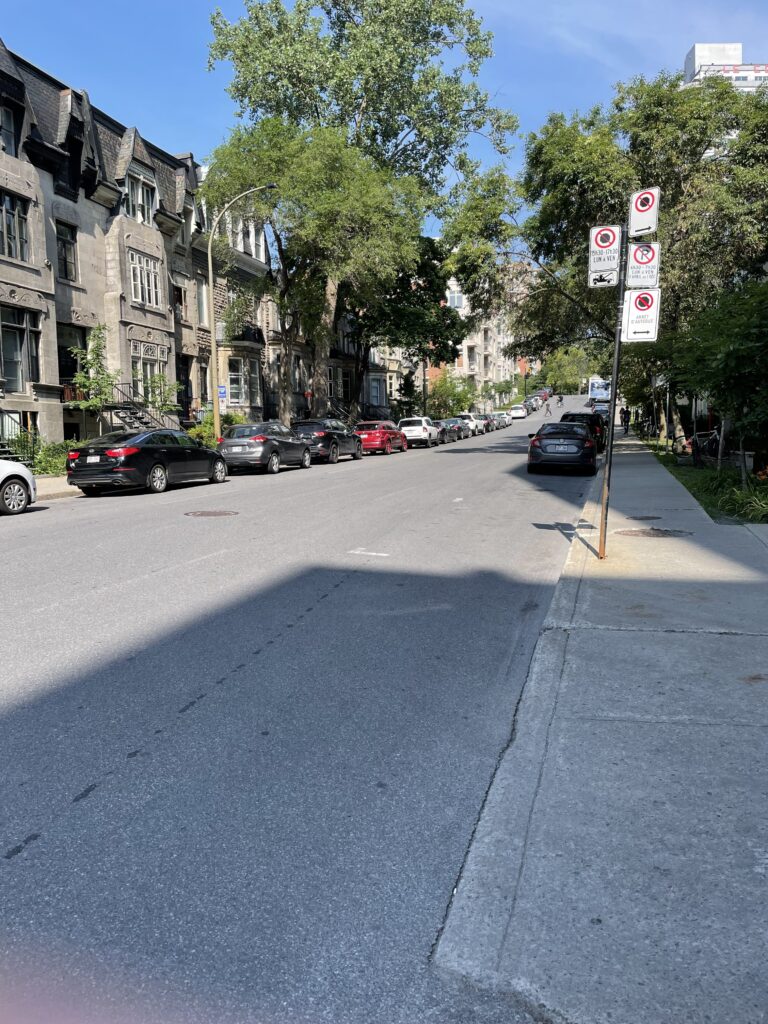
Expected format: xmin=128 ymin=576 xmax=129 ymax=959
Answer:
xmin=588 ymin=269 xmax=618 ymax=288
xmin=622 ymin=288 xmax=661 ymax=342
xmin=629 ymin=187 xmax=660 ymax=237
xmin=626 ymin=242 xmax=660 ymax=288
xmin=589 ymin=225 xmax=621 ymax=273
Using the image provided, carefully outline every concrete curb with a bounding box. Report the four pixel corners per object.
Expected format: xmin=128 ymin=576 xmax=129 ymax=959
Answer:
xmin=433 ymin=468 xmax=605 ymax=999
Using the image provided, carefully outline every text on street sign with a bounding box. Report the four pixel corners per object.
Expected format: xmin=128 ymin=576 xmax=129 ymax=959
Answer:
xmin=589 ymin=225 xmax=622 ymax=273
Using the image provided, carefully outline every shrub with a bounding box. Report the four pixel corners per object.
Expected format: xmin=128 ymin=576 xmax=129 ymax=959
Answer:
xmin=187 ymin=412 xmax=247 ymax=449
xmin=33 ymin=440 xmax=78 ymax=476
xmin=718 ymin=485 xmax=768 ymax=523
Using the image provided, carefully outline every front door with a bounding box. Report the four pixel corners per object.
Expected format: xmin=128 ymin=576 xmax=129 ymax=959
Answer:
xmin=176 ymin=431 xmax=208 ymax=478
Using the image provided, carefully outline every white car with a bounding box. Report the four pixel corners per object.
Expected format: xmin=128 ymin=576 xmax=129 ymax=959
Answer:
xmin=397 ymin=417 xmax=440 ymax=448
xmin=508 ymin=405 xmax=528 ymax=419
xmin=493 ymin=412 xmax=510 ymax=428
xmin=0 ymin=458 xmax=36 ymax=515
xmin=457 ymin=412 xmax=485 ymax=435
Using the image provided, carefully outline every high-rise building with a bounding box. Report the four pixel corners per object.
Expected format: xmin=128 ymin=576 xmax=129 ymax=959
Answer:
xmin=683 ymin=43 xmax=768 ymax=93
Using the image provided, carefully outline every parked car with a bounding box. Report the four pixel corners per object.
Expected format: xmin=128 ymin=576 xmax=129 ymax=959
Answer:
xmin=457 ymin=412 xmax=485 ymax=435
xmin=493 ymin=412 xmax=510 ymax=428
xmin=559 ymin=411 xmax=607 ymax=451
xmin=431 ymin=419 xmax=451 ymax=444
xmin=397 ymin=417 xmax=440 ymax=447
xmin=354 ymin=421 xmax=407 ymax=454
xmin=0 ymin=458 xmax=36 ymax=515
xmin=446 ymin=416 xmax=471 ymax=439
xmin=593 ymin=402 xmax=611 ymax=421
xmin=218 ymin=422 xmax=310 ymax=474
xmin=291 ymin=418 xmax=363 ymax=463
xmin=527 ymin=422 xmax=597 ymax=475
xmin=523 ymin=398 xmax=538 ymax=414
xmin=439 ymin=419 xmax=463 ymax=442
xmin=67 ymin=429 xmax=228 ymax=495
xmin=479 ymin=414 xmax=496 ymax=432
xmin=508 ymin=404 xmax=528 ymax=419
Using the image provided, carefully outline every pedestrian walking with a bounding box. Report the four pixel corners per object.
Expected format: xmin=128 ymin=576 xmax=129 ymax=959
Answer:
xmin=621 ymin=407 xmax=630 ymax=435
xmin=544 ymin=400 xmax=552 ymax=417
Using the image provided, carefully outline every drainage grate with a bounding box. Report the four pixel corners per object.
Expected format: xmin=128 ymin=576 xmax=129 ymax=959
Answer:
xmin=627 ymin=515 xmax=661 ymax=521
xmin=184 ymin=510 xmax=239 ymax=518
xmin=615 ymin=527 xmax=691 ymax=538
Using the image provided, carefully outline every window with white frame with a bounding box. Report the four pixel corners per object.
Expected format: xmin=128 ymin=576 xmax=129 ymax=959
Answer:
xmin=0 ymin=106 xmax=16 ymax=157
xmin=196 ymin=278 xmax=209 ymax=326
xmin=387 ymin=374 xmax=396 ymax=397
xmin=128 ymin=250 xmax=161 ymax=307
xmin=172 ymin=276 xmax=189 ymax=321
xmin=248 ymin=358 xmax=261 ymax=406
xmin=0 ymin=189 xmax=29 ymax=261
xmin=56 ymin=221 xmax=78 ymax=281
xmin=1 ymin=305 xmax=40 ymax=391
xmin=125 ymin=174 xmax=156 ymax=224
xmin=131 ymin=355 xmax=160 ymax=397
xmin=228 ymin=357 xmax=244 ymax=403
xmin=327 ymin=364 xmax=335 ymax=398
xmin=447 ymin=287 xmax=464 ymax=309
xmin=341 ymin=368 xmax=352 ymax=401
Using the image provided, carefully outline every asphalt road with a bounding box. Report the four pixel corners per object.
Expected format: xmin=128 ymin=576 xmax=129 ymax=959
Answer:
xmin=2 ymin=400 xmax=594 ymax=1024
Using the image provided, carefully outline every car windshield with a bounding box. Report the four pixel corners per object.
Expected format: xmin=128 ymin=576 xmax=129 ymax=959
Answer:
xmin=224 ymin=424 xmax=268 ymax=438
xmin=539 ymin=424 xmax=588 ymax=436
xmin=88 ymin=431 xmax=143 ymax=447
xmin=356 ymin=422 xmax=382 ymax=430
xmin=293 ymin=420 xmax=326 ymax=431
xmin=399 ymin=419 xmax=423 ymax=427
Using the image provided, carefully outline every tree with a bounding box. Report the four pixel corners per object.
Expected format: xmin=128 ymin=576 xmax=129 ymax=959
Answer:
xmin=67 ymin=325 xmax=121 ymax=431
xmin=203 ymin=121 xmax=423 ymax=420
xmin=427 ymin=367 xmax=477 ymax=418
xmin=510 ymin=74 xmax=768 ymax=418
xmin=539 ymin=347 xmax=599 ymax=394
xmin=209 ymin=0 xmax=515 ymax=197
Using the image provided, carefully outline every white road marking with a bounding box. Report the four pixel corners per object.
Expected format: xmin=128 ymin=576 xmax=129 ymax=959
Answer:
xmin=453 ymin=498 xmax=464 ymax=503
xmin=348 ymin=548 xmax=390 ymax=557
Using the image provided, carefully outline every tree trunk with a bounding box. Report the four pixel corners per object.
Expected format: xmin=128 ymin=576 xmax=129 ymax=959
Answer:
xmin=739 ymin=434 xmax=749 ymax=490
xmin=717 ymin=416 xmax=729 ymax=473
xmin=310 ymin=276 xmax=339 ymax=417
xmin=655 ymin=394 xmax=667 ymax=443
xmin=279 ymin=334 xmax=293 ymax=426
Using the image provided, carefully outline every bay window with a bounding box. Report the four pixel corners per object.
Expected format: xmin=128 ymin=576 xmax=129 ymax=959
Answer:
xmin=248 ymin=358 xmax=261 ymax=406
xmin=126 ymin=174 xmax=156 ymax=224
xmin=1 ymin=305 xmax=41 ymax=392
xmin=129 ymin=250 xmax=161 ymax=307
xmin=0 ymin=106 xmax=16 ymax=157
xmin=228 ymin=357 xmax=244 ymax=404
xmin=0 ymin=189 xmax=29 ymax=261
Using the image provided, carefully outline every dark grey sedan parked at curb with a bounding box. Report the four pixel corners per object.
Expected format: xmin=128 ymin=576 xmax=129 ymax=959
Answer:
xmin=527 ymin=422 xmax=597 ymax=475
xmin=291 ymin=418 xmax=363 ymax=463
xmin=218 ymin=422 xmax=311 ymax=474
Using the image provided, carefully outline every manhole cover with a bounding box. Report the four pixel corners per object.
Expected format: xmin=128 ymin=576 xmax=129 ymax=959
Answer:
xmin=615 ymin=528 xmax=692 ymax=538
xmin=184 ymin=510 xmax=239 ymax=518
xmin=627 ymin=515 xmax=661 ymax=521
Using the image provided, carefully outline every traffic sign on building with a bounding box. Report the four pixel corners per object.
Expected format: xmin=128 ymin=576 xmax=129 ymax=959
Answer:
xmin=628 ymin=187 xmax=660 ymax=236
xmin=626 ymin=242 xmax=661 ymax=288
xmin=589 ymin=225 xmax=621 ymax=273
xmin=621 ymin=288 xmax=661 ymax=342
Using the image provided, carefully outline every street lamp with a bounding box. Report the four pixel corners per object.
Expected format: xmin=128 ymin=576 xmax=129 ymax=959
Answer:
xmin=207 ymin=183 xmax=277 ymax=440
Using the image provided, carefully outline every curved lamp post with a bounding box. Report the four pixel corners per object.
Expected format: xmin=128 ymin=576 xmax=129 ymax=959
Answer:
xmin=207 ymin=183 xmax=277 ymax=441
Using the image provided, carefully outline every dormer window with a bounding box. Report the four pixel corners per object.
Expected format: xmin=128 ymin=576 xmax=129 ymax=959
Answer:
xmin=0 ymin=106 xmax=16 ymax=158
xmin=126 ymin=174 xmax=155 ymax=224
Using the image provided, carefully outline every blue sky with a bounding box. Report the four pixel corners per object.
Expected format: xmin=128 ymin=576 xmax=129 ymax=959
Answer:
xmin=3 ymin=0 xmax=768 ymax=172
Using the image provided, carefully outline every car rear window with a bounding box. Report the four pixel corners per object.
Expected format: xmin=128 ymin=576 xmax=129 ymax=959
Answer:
xmin=539 ymin=423 xmax=588 ymax=436
xmin=88 ymin=431 xmax=143 ymax=447
xmin=356 ymin=422 xmax=382 ymax=430
xmin=399 ymin=419 xmax=423 ymax=427
xmin=225 ymin=424 xmax=267 ymax=438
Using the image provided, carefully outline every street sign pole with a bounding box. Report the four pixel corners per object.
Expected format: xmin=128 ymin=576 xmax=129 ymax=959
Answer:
xmin=597 ymin=225 xmax=628 ymax=560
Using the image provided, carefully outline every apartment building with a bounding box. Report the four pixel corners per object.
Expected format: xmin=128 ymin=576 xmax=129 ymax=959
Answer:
xmin=683 ymin=43 xmax=768 ymax=93
xmin=0 ymin=39 xmax=273 ymax=443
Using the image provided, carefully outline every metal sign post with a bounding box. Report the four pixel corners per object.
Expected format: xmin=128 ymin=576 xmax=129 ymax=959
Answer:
xmin=597 ymin=226 xmax=628 ymax=560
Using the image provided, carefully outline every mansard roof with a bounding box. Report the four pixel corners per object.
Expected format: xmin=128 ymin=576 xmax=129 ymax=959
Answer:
xmin=1 ymin=39 xmax=192 ymax=216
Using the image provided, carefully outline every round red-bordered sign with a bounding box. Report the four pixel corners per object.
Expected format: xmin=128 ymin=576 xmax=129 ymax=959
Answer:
xmin=633 ymin=244 xmax=656 ymax=265
xmin=634 ymin=191 xmax=656 ymax=214
xmin=594 ymin=227 xmax=617 ymax=249
xmin=634 ymin=292 xmax=654 ymax=311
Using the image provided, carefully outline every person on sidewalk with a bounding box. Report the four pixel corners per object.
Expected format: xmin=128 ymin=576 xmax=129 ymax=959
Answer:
xmin=544 ymin=400 xmax=552 ymax=416
xmin=621 ymin=407 xmax=631 ymax=435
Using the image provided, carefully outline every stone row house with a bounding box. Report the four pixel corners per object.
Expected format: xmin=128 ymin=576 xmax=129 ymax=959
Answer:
xmin=0 ymin=41 xmax=398 ymax=446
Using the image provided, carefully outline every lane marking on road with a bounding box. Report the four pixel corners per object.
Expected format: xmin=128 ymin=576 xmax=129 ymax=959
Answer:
xmin=348 ymin=548 xmax=390 ymax=557
xmin=453 ymin=498 xmax=464 ymax=503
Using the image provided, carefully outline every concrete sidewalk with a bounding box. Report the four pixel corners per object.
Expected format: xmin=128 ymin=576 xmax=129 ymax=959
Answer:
xmin=34 ymin=474 xmax=73 ymax=500
xmin=436 ymin=435 xmax=768 ymax=1024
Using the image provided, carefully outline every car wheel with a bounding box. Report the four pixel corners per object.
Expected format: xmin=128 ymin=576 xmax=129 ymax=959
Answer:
xmin=300 ymin=448 xmax=311 ymax=469
xmin=401 ymin=439 xmax=408 ymax=451
xmin=587 ymin=463 xmax=598 ymax=476
xmin=147 ymin=464 xmax=168 ymax=493
xmin=384 ymin=441 xmax=392 ymax=455
xmin=210 ymin=458 xmax=227 ymax=483
xmin=0 ymin=477 xmax=30 ymax=515
xmin=328 ymin=443 xmax=339 ymax=464
xmin=81 ymin=486 xmax=104 ymax=497
xmin=266 ymin=452 xmax=280 ymax=475
xmin=352 ymin=441 xmax=363 ymax=460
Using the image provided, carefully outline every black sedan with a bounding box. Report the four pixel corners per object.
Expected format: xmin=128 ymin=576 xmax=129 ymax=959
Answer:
xmin=67 ymin=429 xmax=227 ymax=495
xmin=560 ymin=412 xmax=607 ymax=451
xmin=436 ymin=419 xmax=462 ymax=442
xmin=527 ymin=422 xmax=598 ymax=475
xmin=218 ymin=422 xmax=311 ymax=474
xmin=291 ymin=418 xmax=363 ymax=463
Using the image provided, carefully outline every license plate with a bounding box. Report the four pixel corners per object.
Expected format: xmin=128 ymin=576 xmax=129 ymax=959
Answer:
xmin=230 ymin=445 xmax=244 ymax=452
xmin=87 ymin=455 xmax=100 ymax=463
xmin=359 ymin=433 xmax=368 ymax=438
xmin=554 ymin=445 xmax=571 ymax=452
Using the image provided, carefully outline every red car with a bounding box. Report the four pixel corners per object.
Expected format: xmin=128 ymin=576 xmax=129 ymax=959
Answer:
xmin=354 ymin=420 xmax=408 ymax=455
